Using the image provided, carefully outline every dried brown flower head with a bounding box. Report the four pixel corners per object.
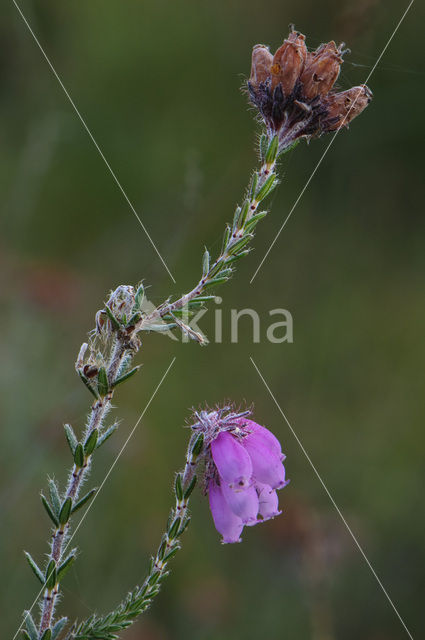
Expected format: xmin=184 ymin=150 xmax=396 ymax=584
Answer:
xmin=248 ymin=28 xmax=372 ymax=152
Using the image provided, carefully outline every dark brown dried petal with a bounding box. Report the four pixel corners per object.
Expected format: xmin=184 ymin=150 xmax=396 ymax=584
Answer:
xmin=271 ymin=31 xmax=307 ymax=95
xmin=324 ymin=85 xmax=372 ymax=131
xmin=300 ymin=41 xmax=343 ymax=99
xmin=250 ymin=45 xmax=273 ymax=88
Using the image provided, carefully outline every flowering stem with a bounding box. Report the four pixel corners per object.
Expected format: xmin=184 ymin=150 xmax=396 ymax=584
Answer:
xmin=70 ymin=433 xmax=203 ymax=640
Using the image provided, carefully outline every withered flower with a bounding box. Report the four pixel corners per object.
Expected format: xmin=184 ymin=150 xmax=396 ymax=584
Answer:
xmin=248 ymin=28 xmax=372 ymax=153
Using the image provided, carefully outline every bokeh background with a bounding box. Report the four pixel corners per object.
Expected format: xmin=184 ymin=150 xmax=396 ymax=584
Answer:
xmin=1 ymin=1 xmax=424 ymax=638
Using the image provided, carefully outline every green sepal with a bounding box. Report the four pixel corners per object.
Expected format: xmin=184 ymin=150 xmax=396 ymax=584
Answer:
xmin=255 ymin=173 xmax=277 ymax=202
xmin=249 ymin=172 xmax=259 ymax=200
xmin=228 ymin=234 xmax=253 ymax=255
xmin=74 ymin=443 xmax=84 ymax=468
xmin=25 ymin=552 xmax=45 ymax=585
xmin=265 ymin=135 xmax=279 ymax=164
xmin=168 ymin=517 xmax=181 ymax=540
xmin=84 ymin=429 xmax=98 ymax=456
xmin=23 ymin=611 xmax=38 ymax=640
xmin=244 ymin=210 xmax=267 ymax=233
xmin=45 ymin=559 xmax=57 ymax=590
xmin=134 ymin=284 xmax=145 ymax=309
xmin=174 ymin=474 xmax=183 ymax=501
xmin=78 ymin=371 xmax=99 ymax=399
xmin=56 ymin=553 xmax=76 ymax=583
xmin=96 ymin=423 xmax=118 ymax=449
xmin=71 ymin=488 xmax=97 ymax=514
xmin=202 ymin=248 xmax=210 ymax=276
xmin=48 ymin=478 xmax=61 ymax=517
xmin=112 ymin=366 xmax=140 ymax=388
xmin=104 ymin=304 xmax=121 ymax=330
xmin=51 ymin=618 xmax=68 ymax=640
xmin=183 ymin=475 xmax=197 ymax=499
xmin=41 ymin=494 xmax=59 ymax=527
xmin=97 ymin=367 xmax=109 ymax=397
xmin=202 ymin=276 xmax=229 ymax=290
xmin=59 ymin=497 xmax=73 ymax=525
xmin=41 ymin=630 xmax=52 ymax=640
xmin=191 ymin=434 xmax=204 ymax=457
xmin=64 ymin=424 xmax=78 ymax=455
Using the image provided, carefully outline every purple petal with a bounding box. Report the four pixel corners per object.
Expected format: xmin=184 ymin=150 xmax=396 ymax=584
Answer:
xmin=208 ymin=480 xmax=244 ymax=543
xmin=221 ymin=482 xmax=259 ymax=523
xmin=256 ymin=482 xmax=282 ymax=520
xmin=210 ymin=432 xmax=253 ymax=489
xmin=242 ymin=437 xmax=287 ymax=489
xmin=237 ymin=418 xmax=284 ymax=458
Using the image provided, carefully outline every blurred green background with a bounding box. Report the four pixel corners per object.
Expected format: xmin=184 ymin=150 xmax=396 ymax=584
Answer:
xmin=1 ymin=0 xmax=424 ymax=638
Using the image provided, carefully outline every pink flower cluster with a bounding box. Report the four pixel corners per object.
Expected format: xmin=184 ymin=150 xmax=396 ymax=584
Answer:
xmin=207 ymin=418 xmax=288 ymax=543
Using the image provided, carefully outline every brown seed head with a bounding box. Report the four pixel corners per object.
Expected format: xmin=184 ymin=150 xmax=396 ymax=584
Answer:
xmin=324 ymin=84 xmax=372 ymax=131
xmin=250 ymin=45 xmax=273 ymax=88
xmin=300 ymin=41 xmax=344 ymax=99
xmin=271 ymin=31 xmax=307 ymax=95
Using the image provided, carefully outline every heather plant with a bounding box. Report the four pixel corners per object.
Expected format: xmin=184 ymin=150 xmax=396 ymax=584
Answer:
xmin=18 ymin=28 xmax=371 ymax=640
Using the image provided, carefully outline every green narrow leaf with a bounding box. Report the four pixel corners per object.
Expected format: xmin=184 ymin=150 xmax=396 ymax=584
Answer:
xmin=249 ymin=172 xmax=259 ymax=200
xmin=23 ymin=611 xmax=38 ymax=640
xmin=96 ymin=423 xmax=118 ymax=449
xmin=244 ymin=210 xmax=267 ymax=233
xmin=56 ymin=554 xmax=76 ymax=583
xmin=183 ymin=475 xmax=197 ymax=499
xmin=177 ymin=516 xmax=191 ymax=536
xmin=41 ymin=494 xmax=59 ymax=527
xmin=191 ymin=434 xmax=204 ymax=457
xmin=21 ymin=631 xmax=31 ymax=640
xmin=221 ymin=224 xmax=231 ymax=253
xmin=174 ymin=474 xmax=183 ymax=501
xmin=104 ymin=304 xmax=120 ymax=330
xmin=74 ymin=443 xmax=84 ymax=468
xmin=265 ymin=134 xmax=279 ymax=164
xmin=228 ymin=234 xmax=253 ymax=255
xmin=259 ymin=133 xmax=268 ymax=160
xmin=163 ymin=546 xmax=180 ymax=562
xmin=64 ymin=424 xmax=78 ymax=455
xmin=232 ymin=205 xmax=241 ymax=231
xmin=168 ymin=517 xmax=181 ymax=540
xmin=84 ymin=429 xmax=98 ymax=456
xmin=48 ymin=479 xmax=61 ymax=517
xmin=97 ymin=367 xmax=109 ymax=397
xmin=112 ymin=366 xmax=140 ymax=388
xmin=78 ymin=371 xmax=99 ymax=399
xmin=202 ymin=277 xmax=229 ymax=291
xmin=45 ymin=560 xmax=57 ymax=590
xmin=202 ymin=248 xmax=210 ymax=276
xmin=71 ymin=488 xmax=97 ymax=514
xmin=25 ymin=552 xmax=45 ymax=585
xmin=51 ymin=618 xmax=68 ymax=640
xmin=254 ymin=173 xmax=277 ymax=202
xmin=237 ymin=200 xmax=250 ymax=229
xmin=225 ymin=249 xmax=251 ymax=264
xmin=41 ymin=630 xmax=52 ymax=640
xmin=59 ymin=497 xmax=73 ymax=526
xmin=134 ymin=283 xmax=145 ymax=309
